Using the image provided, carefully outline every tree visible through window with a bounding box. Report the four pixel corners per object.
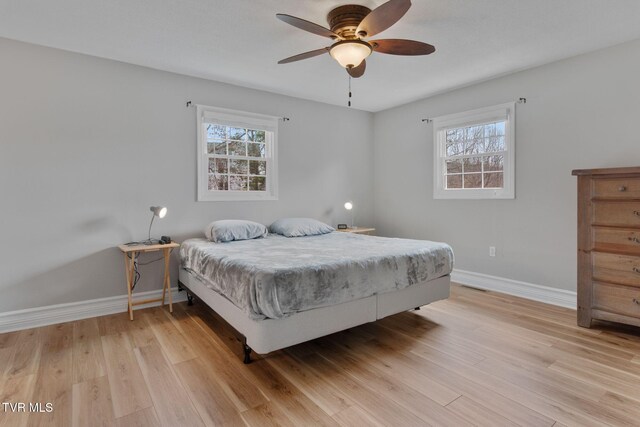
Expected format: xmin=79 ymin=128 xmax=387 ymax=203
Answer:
xmin=206 ymin=124 xmax=268 ymax=192
xmin=433 ymin=103 xmax=515 ymax=199
xmin=197 ymin=106 xmax=278 ymax=201
xmin=443 ymin=121 xmax=505 ymax=190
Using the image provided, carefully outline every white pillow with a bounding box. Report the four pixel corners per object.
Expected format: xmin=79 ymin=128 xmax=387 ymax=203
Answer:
xmin=204 ymin=220 xmax=268 ymax=243
xmin=269 ymin=218 xmax=335 ymax=237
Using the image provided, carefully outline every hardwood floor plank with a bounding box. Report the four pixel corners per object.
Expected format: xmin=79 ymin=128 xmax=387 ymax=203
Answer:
xmin=550 ymin=339 xmax=640 ymax=375
xmin=72 ymin=318 xmax=107 ymax=384
xmin=7 ymin=284 xmax=640 ymax=427
xmin=173 ymin=357 xmax=246 ymax=426
xmin=0 ymin=374 xmax=36 ymax=427
xmin=355 ymin=336 xmax=555 ymax=427
xmin=598 ymin=391 xmax=640 ymax=420
xmin=28 ymin=323 xmax=73 ymax=427
xmin=266 ymin=351 xmax=355 ymax=416
xmin=549 ymin=359 xmax=640 ymax=403
xmin=446 ymin=396 xmax=517 ymax=427
xmin=171 ymin=304 xmax=269 ymax=412
xmin=71 ymin=376 xmax=115 ymax=427
xmin=101 ymin=333 xmax=152 ymax=418
xmin=240 ymin=402 xmax=295 ymax=427
xmin=407 ymin=348 xmax=606 ymax=426
xmin=331 ymin=405 xmax=386 ymax=427
xmin=114 ymin=407 xmax=160 ymax=427
xmin=134 ymin=343 xmax=204 ymax=427
xmin=476 ymin=357 xmax=638 ymax=426
xmin=97 ymin=313 xmax=131 ymax=337
xmin=307 ymin=336 xmax=474 ymax=427
xmin=0 ymin=346 xmax=15 ymax=381
xmin=142 ymin=307 xmax=197 ymax=364
xmin=378 ymin=314 xmax=487 ymax=365
xmin=0 ymin=330 xmax=20 ymax=349
xmin=241 ymin=357 xmax=339 ymax=427
xmin=319 ymin=327 xmax=462 ymax=407
xmin=125 ymin=312 xmax=157 ymax=349
xmin=286 ymin=347 xmax=437 ymax=426
xmin=478 ymin=356 xmax=605 ymax=402
xmin=3 ymin=329 xmax=42 ymax=380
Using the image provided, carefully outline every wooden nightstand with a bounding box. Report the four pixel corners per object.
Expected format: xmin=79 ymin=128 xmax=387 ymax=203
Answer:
xmin=118 ymin=242 xmax=180 ymax=320
xmin=336 ymin=227 xmax=376 ymax=235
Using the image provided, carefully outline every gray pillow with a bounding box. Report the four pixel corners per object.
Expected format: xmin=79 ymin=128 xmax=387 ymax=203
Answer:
xmin=204 ymin=220 xmax=268 ymax=243
xmin=269 ymin=218 xmax=335 ymax=237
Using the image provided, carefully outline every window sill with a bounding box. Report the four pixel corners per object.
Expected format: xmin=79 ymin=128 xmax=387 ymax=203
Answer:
xmin=197 ymin=191 xmax=278 ymax=202
xmin=433 ymin=188 xmax=514 ymax=200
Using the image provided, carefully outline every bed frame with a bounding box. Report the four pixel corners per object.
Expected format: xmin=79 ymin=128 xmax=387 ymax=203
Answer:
xmin=178 ymin=268 xmax=450 ymax=363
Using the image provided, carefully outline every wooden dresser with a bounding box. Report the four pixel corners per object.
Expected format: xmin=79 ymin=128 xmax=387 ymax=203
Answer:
xmin=572 ymin=167 xmax=640 ymax=328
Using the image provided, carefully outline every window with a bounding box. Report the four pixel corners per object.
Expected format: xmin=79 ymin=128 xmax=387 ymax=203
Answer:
xmin=197 ymin=105 xmax=278 ymax=201
xmin=433 ymin=102 xmax=515 ymax=199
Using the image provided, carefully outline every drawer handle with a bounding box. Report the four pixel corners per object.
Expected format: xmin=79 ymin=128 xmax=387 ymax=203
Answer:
xmin=634 ymin=211 xmax=640 ymax=217
xmin=629 ymin=236 xmax=640 ymax=244
xmin=634 ymin=267 xmax=640 ymax=274
xmin=634 ymin=298 xmax=640 ymax=305
xmin=619 ymin=186 xmax=628 ymax=192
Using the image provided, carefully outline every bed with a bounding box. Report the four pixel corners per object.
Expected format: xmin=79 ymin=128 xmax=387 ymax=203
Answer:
xmin=178 ymin=231 xmax=453 ymax=363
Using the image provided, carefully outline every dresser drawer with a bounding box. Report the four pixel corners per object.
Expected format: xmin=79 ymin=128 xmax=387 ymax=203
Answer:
xmin=592 ymin=227 xmax=640 ymax=254
xmin=593 ymin=178 xmax=640 ymax=199
xmin=592 ymin=252 xmax=640 ymax=287
xmin=593 ymin=202 xmax=640 ymax=227
xmin=593 ymin=282 xmax=640 ymax=318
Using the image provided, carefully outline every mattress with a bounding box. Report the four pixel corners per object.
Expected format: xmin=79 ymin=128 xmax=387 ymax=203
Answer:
xmin=180 ymin=232 xmax=453 ymax=320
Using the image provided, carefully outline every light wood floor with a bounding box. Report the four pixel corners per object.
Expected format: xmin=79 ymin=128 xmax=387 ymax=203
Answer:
xmin=2 ymin=284 xmax=640 ymax=427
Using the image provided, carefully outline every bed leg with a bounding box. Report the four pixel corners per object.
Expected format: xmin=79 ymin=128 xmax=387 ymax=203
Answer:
xmin=414 ymin=307 xmax=421 ymax=310
xmin=178 ymin=282 xmax=183 ymax=292
xmin=187 ymin=292 xmax=194 ymax=306
xmin=242 ymin=340 xmax=252 ymax=364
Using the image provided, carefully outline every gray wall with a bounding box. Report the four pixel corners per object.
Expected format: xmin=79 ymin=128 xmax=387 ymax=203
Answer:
xmin=373 ymin=38 xmax=640 ymax=292
xmin=0 ymin=38 xmax=374 ymax=312
xmin=3 ymin=35 xmax=640 ymax=314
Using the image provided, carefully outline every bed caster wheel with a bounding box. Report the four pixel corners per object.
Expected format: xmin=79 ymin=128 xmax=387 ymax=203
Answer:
xmin=187 ymin=293 xmax=194 ymax=306
xmin=243 ymin=344 xmax=252 ymax=364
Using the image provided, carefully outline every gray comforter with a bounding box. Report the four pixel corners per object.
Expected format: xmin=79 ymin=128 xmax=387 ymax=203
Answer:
xmin=180 ymin=232 xmax=453 ymax=320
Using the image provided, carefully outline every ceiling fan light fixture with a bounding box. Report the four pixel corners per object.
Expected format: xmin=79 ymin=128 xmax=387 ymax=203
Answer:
xmin=329 ymin=40 xmax=372 ymax=69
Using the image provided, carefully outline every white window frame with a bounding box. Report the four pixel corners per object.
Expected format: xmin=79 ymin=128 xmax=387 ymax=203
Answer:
xmin=433 ymin=102 xmax=515 ymax=200
xmin=197 ymin=105 xmax=279 ymax=201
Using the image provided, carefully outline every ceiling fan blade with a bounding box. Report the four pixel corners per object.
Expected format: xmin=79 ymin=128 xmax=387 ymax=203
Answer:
xmin=356 ymin=0 xmax=411 ymax=38
xmin=278 ymin=48 xmax=329 ymax=64
xmin=276 ymin=14 xmax=339 ymax=39
xmin=347 ymin=60 xmax=366 ymax=78
xmin=371 ymin=39 xmax=435 ymax=55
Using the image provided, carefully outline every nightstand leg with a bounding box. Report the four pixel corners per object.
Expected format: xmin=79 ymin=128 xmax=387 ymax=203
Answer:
xmin=124 ymin=252 xmax=136 ymax=321
xmin=161 ymin=252 xmax=167 ymax=307
xmin=164 ymin=248 xmax=173 ymax=313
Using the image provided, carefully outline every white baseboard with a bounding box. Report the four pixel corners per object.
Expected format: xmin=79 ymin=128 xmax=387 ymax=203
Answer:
xmin=0 ymin=287 xmax=187 ymax=333
xmin=451 ymin=269 xmax=576 ymax=309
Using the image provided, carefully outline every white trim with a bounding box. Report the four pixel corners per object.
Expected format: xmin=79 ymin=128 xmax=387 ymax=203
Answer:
xmin=196 ymin=105 xmax=279 ymax=202
xmin=433 ymin=102 xmax=516 ymax=200
xmin=451 ymin=269 xmax=576 ymax=309
xmin=431 ymin=102 xmax=515 ymax=128
xmin=0 ymin=288 xmax=187 ymax=333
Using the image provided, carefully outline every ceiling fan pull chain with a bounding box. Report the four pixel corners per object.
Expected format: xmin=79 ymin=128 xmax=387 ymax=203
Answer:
xmin=348 ymin=75 xmax=352 ymax=107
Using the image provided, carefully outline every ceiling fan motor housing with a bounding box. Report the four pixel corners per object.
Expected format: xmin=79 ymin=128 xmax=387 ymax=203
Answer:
xmin=327 ymin=5 xmax=371 ymax=39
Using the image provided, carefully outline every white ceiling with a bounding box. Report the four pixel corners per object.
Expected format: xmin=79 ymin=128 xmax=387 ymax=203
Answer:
xmin=1 ymin=0 xmax=640 ymax=111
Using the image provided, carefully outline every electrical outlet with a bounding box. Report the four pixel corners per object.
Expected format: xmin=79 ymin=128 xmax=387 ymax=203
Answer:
xmin=489 ymin=246 xmax=496 ymax=257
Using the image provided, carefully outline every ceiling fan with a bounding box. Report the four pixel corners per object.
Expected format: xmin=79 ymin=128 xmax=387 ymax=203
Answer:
xmin=276 ymin=0 xmax=435 ymax=78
